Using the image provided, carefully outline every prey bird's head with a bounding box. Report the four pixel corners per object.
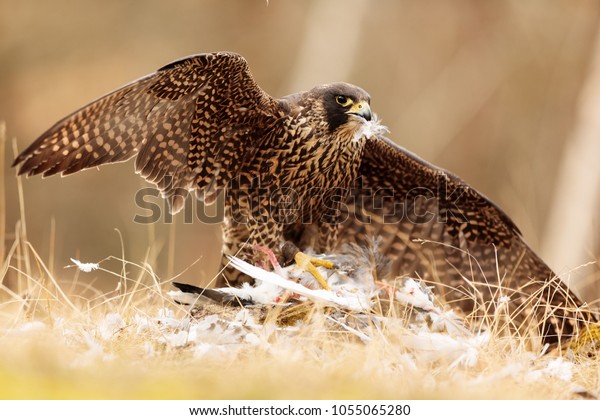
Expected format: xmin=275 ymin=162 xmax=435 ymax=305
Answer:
xmin=311 ymin=82 xmax=372 ymax=133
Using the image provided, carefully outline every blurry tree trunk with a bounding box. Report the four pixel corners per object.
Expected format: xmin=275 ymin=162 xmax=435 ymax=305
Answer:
xmin=542 ymin=23 xmax=600 ymax=303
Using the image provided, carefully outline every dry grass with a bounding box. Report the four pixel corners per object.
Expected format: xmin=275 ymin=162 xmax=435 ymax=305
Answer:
xmin=1 ymin=251 xmax=599 ymax=401
xmin=1 ymin=251 xmax=599 ymax=400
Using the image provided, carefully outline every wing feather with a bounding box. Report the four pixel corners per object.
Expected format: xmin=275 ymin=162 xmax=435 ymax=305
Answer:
xmin=340 ymin=135 xmax=596 ymax=345
xmin=13 ymin=52 xmax=280 ymax=213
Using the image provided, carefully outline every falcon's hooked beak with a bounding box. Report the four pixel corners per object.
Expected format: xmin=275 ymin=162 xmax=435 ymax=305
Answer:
xmin=346 ymin=100 xmax=372 ymax=122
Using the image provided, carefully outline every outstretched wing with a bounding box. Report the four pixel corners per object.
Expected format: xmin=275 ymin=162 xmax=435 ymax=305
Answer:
xmin=13 ymin=52 xmax=280 ymax=212
xmin=339 ymin=135 xmax=595 ymax=345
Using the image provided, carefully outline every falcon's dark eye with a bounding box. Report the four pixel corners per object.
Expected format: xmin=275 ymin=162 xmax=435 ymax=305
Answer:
xmin=335 ymin=95 xmax=352 ymax=107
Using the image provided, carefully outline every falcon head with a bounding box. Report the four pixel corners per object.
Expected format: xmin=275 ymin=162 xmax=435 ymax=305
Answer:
xmin=316 ymin=82 xmax=372 ymax=132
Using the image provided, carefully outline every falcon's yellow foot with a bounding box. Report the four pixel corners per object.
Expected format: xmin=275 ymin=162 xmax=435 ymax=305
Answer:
xmin=279 ymin=242 xmax=335 ymax=290
xmin=294 ymin=251 xmax=333 ymax=291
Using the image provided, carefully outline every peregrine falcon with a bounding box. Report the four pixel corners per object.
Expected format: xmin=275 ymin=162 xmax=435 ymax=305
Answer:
xmin=12 ymin=52 xmax=596 ymax=346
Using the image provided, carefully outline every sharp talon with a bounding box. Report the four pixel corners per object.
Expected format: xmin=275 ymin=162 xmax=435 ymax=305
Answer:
xmin=294 ymin=251 xmax=331 ymax=291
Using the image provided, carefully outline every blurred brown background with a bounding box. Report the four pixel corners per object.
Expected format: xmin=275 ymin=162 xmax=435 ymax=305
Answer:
xmin=1 ymin=0 xmax=599 ymax=302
